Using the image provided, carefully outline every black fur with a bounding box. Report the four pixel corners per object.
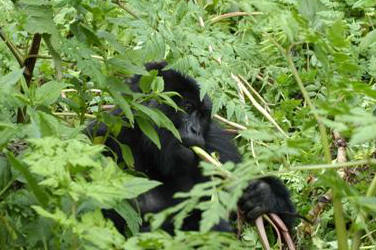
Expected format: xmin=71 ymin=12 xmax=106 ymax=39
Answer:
xmin=87 ymin=62 xmax=295 ymax=233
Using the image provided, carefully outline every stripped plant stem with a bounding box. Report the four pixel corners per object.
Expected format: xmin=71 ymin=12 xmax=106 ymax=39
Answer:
xmin=231 ymin=73 xmax=288 ymax=137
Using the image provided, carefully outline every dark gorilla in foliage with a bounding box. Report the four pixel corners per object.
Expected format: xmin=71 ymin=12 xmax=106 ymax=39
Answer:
xmin=88 ymin=62 xmax=295 ymax=233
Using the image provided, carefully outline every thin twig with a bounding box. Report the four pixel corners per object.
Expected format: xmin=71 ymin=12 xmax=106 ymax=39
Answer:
xmin=232 ymin=73 xmax=288 ymax=137
xmin=53 ymin=112 xmax=96 ymax=119
xmin=113 ymin=0 xmax=140 ymax=19
xmin=238 ymin=75 xmax=271 ymax=113
xmin=0 ymin=28 xmax=23 ymax=67
xmin=214 ymin=114 xmax=246 ymax=131
xmin=25 ymin=54 xmax=73 ymax=63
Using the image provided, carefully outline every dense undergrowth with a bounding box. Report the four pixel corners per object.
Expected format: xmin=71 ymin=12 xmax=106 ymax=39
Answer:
xmin=0 ymin=0 xmax=376 ymax=249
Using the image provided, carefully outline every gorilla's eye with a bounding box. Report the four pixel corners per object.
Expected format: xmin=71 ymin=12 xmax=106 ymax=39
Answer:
xmin=182 ymin=101 xmax=195 ymax=114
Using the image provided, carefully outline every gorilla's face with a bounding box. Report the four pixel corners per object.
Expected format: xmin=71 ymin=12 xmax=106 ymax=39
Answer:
xmin=148 ymin=77 xmax=212 ymax=175
xmin=155 ymin=93 xmax=211 ymax=170
xmin=174 ymin=98 xmax=211 ymax=148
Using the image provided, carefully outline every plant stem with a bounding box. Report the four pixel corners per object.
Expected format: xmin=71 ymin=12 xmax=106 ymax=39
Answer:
xmin=352 ymin=170 xmax=376 ymax=249
xmin=270 ymin=37 xmax=348 ymax=250
xmin=0 ymin=28 xmax=24 ymax=67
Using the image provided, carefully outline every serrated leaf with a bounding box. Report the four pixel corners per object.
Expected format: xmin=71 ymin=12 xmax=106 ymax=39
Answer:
xmin=353 ymin=0 xmax=375 ymax=8
xmin=8 ymin=153 xmax=48 ymax=207
xmin=30 ymin=111 xmax=59 ymax=137
xmin=360 ymin=30 xmax=376 ymax=50
xmin=121 ymin=176 xmax=160 ymax=199
xmin=18 ymin=2 xmax=59 ymax=44
xmin=350 ymin=124 xmax=376 ymax=144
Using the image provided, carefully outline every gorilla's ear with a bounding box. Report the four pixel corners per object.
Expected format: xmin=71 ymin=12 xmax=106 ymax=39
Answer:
xmin=145 ymin=61 xmax=168 ymax=72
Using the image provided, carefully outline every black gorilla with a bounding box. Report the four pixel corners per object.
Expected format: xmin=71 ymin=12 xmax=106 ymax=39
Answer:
xmin=88 ymin=62 xmax=295 ymax=233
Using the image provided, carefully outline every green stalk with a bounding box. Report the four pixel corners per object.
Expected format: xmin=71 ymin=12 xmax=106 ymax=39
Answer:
xmin=352 ymin=172 xmax=376 ymax=249
xmin=270 ymin=37 xmax=348 ymax=250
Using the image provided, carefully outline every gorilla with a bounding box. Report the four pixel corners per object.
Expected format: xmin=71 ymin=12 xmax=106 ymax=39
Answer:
xmin=87 ymin=61 xmax=295 ymax=234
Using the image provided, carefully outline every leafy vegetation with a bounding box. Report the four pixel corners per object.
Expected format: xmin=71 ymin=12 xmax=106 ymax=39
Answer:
xmin=0 ymin=0 xmax=376 ymax=249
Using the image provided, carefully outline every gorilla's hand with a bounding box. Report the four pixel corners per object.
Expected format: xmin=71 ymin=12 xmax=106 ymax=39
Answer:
xmin=237 ymin=176 xmax=296 ymax=229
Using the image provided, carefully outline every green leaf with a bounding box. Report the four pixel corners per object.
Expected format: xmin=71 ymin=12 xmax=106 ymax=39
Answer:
xmin=350 ymin=124 xmax=376 ymax=144
xmin=353 ymin=0 xmax=375 ymax=8
xmin=30 ymin=111 xmax=59 ymax=137
xmin=18 ymin=2 xmax=59 ymax=44
xmin=0 ymin=155 xmax=12 ymax=192
xmin=7 ymin=153 xmax=48 ymax=207
xmin=139 ymin=70 xmax=158 ymax=93
xmin=0 ymin=123 xmax=18 ymax=148
xmin=119 ymin=143 xmax=135 ymax=168
xmin=240 ymin=129 xmax=276 ymax=141
xmin=0 ymin=68 xmax=24 ymax=88
xmin=70 ymin=21 xmax=102 ymax=47
xmin=360 ymin=30 xmax=376 ymax=50
xmin=136 ymin=116 xmax=161 ymax=149
xmin=121 ymin=176 xmax=160 ymax=199
xmin=199 ymin=200 xmax=225 ymax=233
xmin=114 ymin=200 xmax=141 ymax=235
xmin=327 ymin=20 xmax=348 ymax=48
xmin=35 ymin=81 xmax=67 ymax=106
xmin=153 ymin=109 xmax=181 ymax=141
xmin=111 ymin=91 xmax=134 ymax=125
xmin=352 ymin=197 xmax=376 ymax=211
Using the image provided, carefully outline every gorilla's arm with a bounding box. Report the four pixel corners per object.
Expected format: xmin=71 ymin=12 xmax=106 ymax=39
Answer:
xmin=205 ymin=123 xmax=295 ymax=230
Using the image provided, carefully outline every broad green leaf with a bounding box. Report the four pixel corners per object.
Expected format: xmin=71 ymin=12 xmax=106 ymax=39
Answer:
xmin=114 ymin=200 xmax=141 ymax=235
xmin=35 ymin=81 xmax=67 ymax=106
xmin=119 ymin=143 xmax=135 ymax=168
xmin=0 ymin=123 xmax=18 ymax=148
xmin=30 ymin=111 xmax=59 ymax=137
xmin=0 ymin=68 xmax=24 ymax=88
xmin=18 ymin=2 xmax=59 ymax=45
xmin=111 ymin=91 xmax=134 ymax=125
xmin=0 ymin=156 xmax=12 ymax=192
xmin=153 ymin=109 xmax=181 ymax=141
xmin=139 ymin=70 xmax=158 ymax=93
xmin=136 ymin=116 xmax=161 ymax=149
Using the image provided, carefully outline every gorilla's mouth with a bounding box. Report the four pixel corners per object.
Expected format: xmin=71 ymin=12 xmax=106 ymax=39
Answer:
xmin=177 ymin=143 xmax=197 ymax=161
xmin=181 ymin=137 xmax=205 ymax=149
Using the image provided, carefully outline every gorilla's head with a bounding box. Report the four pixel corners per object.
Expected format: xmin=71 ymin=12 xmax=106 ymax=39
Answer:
xmin=141 ymin=62 xmax=213 ymax=176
